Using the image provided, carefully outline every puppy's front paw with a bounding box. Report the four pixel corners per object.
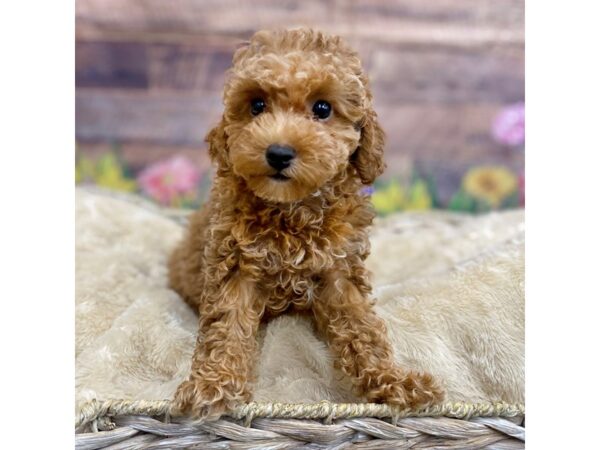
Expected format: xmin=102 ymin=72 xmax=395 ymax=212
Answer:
xmin=366 ymin=368 xmax=445 ymax=410
xmin=172 ymin=379 xmax=231 ymax=420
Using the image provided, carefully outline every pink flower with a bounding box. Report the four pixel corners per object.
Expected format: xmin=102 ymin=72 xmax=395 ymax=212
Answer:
xmin=492 ymin=102 xmax=525 ymax=147
xmin=137 ymin=156 xmax=200 ymax=205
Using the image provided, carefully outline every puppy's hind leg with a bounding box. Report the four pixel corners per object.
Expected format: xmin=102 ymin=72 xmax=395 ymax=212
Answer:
xmin=168 ymin=205 xmax=211 ymax=311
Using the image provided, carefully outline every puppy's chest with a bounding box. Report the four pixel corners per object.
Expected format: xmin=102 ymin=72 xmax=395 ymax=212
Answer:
xmin=235 ymin=222 xmax=353 ymax=311
xmin=239 ymin=226 xmax=343 ymax=275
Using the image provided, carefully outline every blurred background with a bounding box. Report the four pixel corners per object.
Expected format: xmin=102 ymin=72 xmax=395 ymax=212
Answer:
xmin=75 ymin=0 xmax=524 ymax=214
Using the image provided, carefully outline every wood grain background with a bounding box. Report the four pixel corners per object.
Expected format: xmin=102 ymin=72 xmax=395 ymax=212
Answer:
xmin=75 ymin=0 xmax=524 ymax=204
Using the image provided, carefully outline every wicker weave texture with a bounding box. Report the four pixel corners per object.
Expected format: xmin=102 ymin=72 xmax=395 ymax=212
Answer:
xmin=76 ymin=415 xmax=524 ymax=449
xmin=75 ymin=400 xmax=524 ymax=449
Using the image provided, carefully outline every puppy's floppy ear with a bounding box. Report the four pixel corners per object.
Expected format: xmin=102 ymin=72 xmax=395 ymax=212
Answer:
xmin=351 ymin=108 xmax=386 ymax=185
xmin=205 ymin=118 xmax=229 ymax=169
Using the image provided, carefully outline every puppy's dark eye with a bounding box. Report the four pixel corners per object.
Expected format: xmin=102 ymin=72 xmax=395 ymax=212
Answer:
xmin=312 ymin=100 xmax=332 ymax=120
xmin=250 ymin=98 xmax=266 ymax=116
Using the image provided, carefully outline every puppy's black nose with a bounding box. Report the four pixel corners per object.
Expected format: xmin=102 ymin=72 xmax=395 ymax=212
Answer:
xmin=266 ymin=144 xmax=296 ymax=171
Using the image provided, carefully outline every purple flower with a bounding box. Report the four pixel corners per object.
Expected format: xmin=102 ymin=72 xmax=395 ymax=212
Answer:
xmin=360 ymin=185 xmax=375 ymax=196
xmin=492 ymin=102 xmax=525 ymax=147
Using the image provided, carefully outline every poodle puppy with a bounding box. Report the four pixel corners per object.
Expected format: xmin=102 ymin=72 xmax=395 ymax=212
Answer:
xmin=169 ymin=28 xmax=444 ymax=419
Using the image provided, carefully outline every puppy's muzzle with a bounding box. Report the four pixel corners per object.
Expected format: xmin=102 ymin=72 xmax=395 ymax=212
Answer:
xmin=266 ymin=144 xmax=296 ymax=171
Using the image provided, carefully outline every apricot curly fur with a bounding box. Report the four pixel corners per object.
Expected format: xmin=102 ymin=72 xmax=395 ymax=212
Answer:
xmin=168 ymin=28 xmax=444 ymax=419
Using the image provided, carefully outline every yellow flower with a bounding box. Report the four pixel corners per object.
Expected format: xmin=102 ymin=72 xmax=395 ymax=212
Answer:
xmin=405 ymin=179 xmax=433 ymax=211
xmin=75 ymin=157 xmax=96 ymax=183
xmin=371 ymin=180 xmax=405 ymax=214
xmin=95 ymin=165 xmax=136 ymax=192
xmin=463 ymin=166 xmax=517 ymax=207
xmin=75 ymin=152 xmax=136 ymax=192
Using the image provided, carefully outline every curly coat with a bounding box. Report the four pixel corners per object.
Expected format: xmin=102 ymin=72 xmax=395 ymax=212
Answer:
xmin=168 ymin=28 xmax=444 ymax=419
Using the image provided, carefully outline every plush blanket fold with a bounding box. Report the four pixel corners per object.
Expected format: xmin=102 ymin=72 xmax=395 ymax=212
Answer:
xmin=75 ymin=188 xmax=524 ymax=413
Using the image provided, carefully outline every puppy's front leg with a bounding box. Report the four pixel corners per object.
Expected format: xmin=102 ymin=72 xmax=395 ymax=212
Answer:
xmin=173 ymin=274 xmax=260 ymax=419
xmin=313 ymin=272 xmax=444 ymax=409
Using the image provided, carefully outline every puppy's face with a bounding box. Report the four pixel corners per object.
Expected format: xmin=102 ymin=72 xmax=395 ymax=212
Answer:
xmin=209 ymin=30 xmax=384 ymax=203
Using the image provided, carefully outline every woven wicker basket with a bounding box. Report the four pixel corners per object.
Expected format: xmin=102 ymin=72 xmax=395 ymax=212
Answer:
xmin=75 ymin=399 xmax=525 ymax=449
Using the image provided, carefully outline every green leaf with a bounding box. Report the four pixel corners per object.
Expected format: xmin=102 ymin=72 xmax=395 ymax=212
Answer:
xmin=423 ymin=173 xmax=441 ymax=208
xmin=448 ymin=189 xmax=476 ymax=212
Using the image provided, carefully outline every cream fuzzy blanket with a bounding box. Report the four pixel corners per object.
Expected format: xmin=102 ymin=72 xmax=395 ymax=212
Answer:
xmin=75 ymin=188 xmax=524 ymax=413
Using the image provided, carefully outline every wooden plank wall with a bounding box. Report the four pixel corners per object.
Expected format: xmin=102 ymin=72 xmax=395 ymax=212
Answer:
xmin=76 ymin=0 xmax=524 ymax=203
